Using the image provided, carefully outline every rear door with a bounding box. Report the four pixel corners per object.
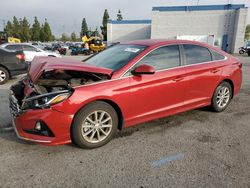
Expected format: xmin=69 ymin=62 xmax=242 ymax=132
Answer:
xmin=125 ymin=45 xmax=187 ymax=125
xmin=182 ymin=44 xmax=224 ymax=107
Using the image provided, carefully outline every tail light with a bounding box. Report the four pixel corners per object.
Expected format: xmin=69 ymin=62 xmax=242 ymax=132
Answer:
xmin=16 ymin=54 xmax=25 ymax=61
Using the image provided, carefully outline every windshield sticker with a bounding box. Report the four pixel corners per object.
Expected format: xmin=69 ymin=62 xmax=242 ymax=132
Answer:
xmin=124 ymin=48 xmax=140 ymax=53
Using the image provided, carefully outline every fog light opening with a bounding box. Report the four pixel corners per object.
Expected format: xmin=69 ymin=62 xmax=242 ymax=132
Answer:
xmin=35 ymin=122 xmax=42 ymax=131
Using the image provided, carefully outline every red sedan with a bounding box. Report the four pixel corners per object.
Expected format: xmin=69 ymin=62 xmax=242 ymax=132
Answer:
xmin=10 ymin=39 xmax=242 ymax=148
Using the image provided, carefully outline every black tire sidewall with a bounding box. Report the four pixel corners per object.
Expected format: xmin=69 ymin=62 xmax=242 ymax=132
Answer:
xmin=212 ymin=82 xmax=232 ymax=112
xmin=71 ymin=101 xmax=118 ymax=149
xmin=0 ymin=67 xmax=9 ymax=85
xmin=239 ymin=50 xmax=244 ymax=54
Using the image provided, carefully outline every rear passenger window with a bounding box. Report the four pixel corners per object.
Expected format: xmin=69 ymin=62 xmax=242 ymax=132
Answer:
xmin=5 ymin=45 xmax=22 ymax=51
xmin=183 ymin=44 xmax=212 ymax=65
xmin=210 ymin=50 xmax=225 ymax=61
xmin=136 ymin=45 xmax=180 ymax=71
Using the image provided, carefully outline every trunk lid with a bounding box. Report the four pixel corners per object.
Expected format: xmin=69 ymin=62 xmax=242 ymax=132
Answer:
xmin=29 ymin=56 xmax=113 ymax=82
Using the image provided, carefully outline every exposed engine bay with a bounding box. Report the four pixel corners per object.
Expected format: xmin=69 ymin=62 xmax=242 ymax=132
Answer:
xmin=34 ymin=69 xmax=110 ymax=94
xmin=10 ymin=69 xmax=110 ymax=110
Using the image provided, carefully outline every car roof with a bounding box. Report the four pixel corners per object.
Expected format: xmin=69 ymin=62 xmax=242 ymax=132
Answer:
xmin=123 ymin=39 xmax=210 ymax=47
xmin=1 ymin=43 xmax=33 ymax=46
xmin=122 ymin=39 xmax=228 ymax=55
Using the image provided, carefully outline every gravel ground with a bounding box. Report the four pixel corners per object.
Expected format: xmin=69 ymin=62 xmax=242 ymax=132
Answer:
xmin=0 ymin=55 xmax=249 ymax=188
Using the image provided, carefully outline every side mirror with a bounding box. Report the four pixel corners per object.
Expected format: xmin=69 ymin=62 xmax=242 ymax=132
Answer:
xmin=131 ymin=64 xmax=155 ymax=76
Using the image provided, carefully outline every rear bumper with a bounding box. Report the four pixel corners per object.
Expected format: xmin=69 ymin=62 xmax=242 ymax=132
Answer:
xmin=10 ymin=93 xmax=73 ymax=145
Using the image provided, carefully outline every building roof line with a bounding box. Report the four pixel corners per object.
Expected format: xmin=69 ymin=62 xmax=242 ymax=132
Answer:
xmin=108 ymin=20 xmax=152 ymax=25
xmin=152 ymin=4 xmax=246 ymax=12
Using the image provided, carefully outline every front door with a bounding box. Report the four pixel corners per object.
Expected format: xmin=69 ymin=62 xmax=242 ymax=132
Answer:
xmin=125 ymin=45 xmax=187 ymax=126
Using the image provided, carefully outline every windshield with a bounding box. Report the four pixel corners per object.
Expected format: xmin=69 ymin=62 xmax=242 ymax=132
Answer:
xmin=85 ymin=44 xmax=147 ymax=71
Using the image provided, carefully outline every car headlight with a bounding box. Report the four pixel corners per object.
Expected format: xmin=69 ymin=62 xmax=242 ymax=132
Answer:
xmin=22 ymin=91 xmax=72 ymax=109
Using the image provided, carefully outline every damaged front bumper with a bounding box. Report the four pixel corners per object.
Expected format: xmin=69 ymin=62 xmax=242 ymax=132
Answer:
xmin=9 ymin=88 xmax=73 ymax=146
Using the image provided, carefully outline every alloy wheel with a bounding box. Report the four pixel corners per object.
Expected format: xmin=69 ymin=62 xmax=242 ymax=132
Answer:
xmin=216 ymin=86 xmax=230 ymax=108
xmin=81 ymin=110 xmax=113 ymax=143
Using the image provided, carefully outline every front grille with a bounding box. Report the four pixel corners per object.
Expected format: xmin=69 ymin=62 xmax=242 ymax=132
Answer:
xmin=9 ymin=92 xmax=21 ymax=117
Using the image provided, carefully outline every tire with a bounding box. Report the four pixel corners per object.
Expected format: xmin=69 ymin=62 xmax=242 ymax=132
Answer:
xmin=239 ymin=50 xmax=244 ymax=54
xmin=0 ymin=67 xmax=10 ymax=85
xmin=71 ymin=101 xmax=118 ymax=149
xmin=211 ymin=82 xmax=232 ymax=112
xmin=248 ymin=52 xmax=250 ymax=56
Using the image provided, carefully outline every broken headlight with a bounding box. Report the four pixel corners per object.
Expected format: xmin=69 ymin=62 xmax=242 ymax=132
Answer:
xmin=22 ymin=90 xmax=73 ymax=109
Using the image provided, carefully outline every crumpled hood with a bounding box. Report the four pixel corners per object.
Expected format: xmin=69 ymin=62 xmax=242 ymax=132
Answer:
xmin=28 ymin=56 xmax=113 ymax=82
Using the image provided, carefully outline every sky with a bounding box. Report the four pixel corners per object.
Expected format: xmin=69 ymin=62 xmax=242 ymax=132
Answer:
xmin=0 ymin=0 xmax=249 ymax=37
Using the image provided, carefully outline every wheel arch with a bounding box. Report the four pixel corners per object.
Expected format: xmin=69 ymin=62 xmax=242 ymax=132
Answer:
xmin=0 ymin=64 xmax=11 ymax=77
xmin=221 ymin=79 xmax=234 ymax=98
xmin=71 ymin=99 xmax=124 ymax=133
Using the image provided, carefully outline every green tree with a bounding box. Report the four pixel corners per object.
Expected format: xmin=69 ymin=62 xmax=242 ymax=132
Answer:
xmin=43 ymin=19 xmax=53 ymax=41
xmin=100 ymin=9 xmax=109 ymax=41
xmin=71 ymin=32 xmax=77 ymax=41
xmin=31 ymin=17 xmax=41 ymax=41
xmin=61 ymin=33 xmax=69 ymax=42
xmin=19 ymin=17 xmax=31 ymax=42
xmin=245 ymin=24 xmax=250 ymax=40
xmin=80 ymin=18 xmax=88 ymax=37
xmin=4 ymin=21 xmax=14 ymax=37
xmin=12 ymin=16 xmax=21 ymax=39
xmin=117 ymin=9 xmax=123 ymax=21
xmin=39 ymin=24 xmax=46 ymax=42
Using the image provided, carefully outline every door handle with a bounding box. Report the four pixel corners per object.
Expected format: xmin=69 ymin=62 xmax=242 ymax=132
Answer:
xmin=173 ymin=77 xmax=184 ymax=82
xmin=211 ymin=69 xmax=220 ymax=73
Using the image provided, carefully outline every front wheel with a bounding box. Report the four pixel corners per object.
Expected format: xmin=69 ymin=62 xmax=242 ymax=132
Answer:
xmin=211 ymin=82 xmax=232 ymax=112
xmin=71 ymin=101 xmax=118 ymax=149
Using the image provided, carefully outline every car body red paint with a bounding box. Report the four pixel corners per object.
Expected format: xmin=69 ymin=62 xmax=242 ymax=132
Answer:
xmin=11 ymin=40 xmax=242 ymax=145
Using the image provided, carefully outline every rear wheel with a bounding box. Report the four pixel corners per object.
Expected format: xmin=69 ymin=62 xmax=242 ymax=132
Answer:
xmin=239 ymin=50 xmax=244 ymax=54
xmin=211 ymin=82 xmax=232 ymax=112
xmin=71 ymin=101 xmax=118 ymax=149
xmin=0 ymin=67 xmax=9 ymax=85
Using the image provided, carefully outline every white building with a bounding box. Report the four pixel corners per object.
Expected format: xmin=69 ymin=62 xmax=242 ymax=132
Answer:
xmin=107 ymin=4 xmax=248 ymax=53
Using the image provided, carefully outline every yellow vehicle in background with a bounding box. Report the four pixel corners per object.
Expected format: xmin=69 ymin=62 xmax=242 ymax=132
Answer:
xmin=0 ymin=31 xmax=21 ymax=44
xmin=82 ymin=31 xmax=106 ymax=53
xmin=8 ymin=37 xmax=21 ymax=43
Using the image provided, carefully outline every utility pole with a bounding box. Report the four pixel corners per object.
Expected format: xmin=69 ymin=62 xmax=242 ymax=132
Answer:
xmin=0 ymin=19 xmax=6 ymax=30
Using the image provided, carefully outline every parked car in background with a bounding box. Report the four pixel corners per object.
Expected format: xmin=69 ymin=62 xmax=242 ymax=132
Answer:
xmin=0 ymin=47 xmax=27 ymax=84
xmin=0 ymin=43 xmax=61 ymax=62
xmin=10 ymin=39 xmax=242 ymax=149
xmin=51 ymin=43 xmax=67 ymax=55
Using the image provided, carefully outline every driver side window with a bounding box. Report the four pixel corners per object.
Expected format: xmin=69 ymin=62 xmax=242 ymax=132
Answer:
xmin=126 ymin=45 xmax=180 ymax=76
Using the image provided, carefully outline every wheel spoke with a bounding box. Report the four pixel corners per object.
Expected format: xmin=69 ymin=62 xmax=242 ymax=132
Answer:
xmin=86 ymin=117 xmax=95 ymax=125
xmin=94 ymin=111 xmax=98 ymax=122
xmin=102 ymin=124 xmax=112 ymax=128
xmin=99 ymin=127 xmax=108 ymax=136
xmin=102 ymin=117 xmax=111 ymax=124
xmin=99 ymin=112 xmax=105 ymax=122
xmin=97 ymin=129 xmax=101 ymax=141
xmin=82 ymin=124 xmax=93 ymax=128
xmin=82 ymin=128 xmax=94 ymax=136
xmin=90 ymin=129 xmax=97 ymax=140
